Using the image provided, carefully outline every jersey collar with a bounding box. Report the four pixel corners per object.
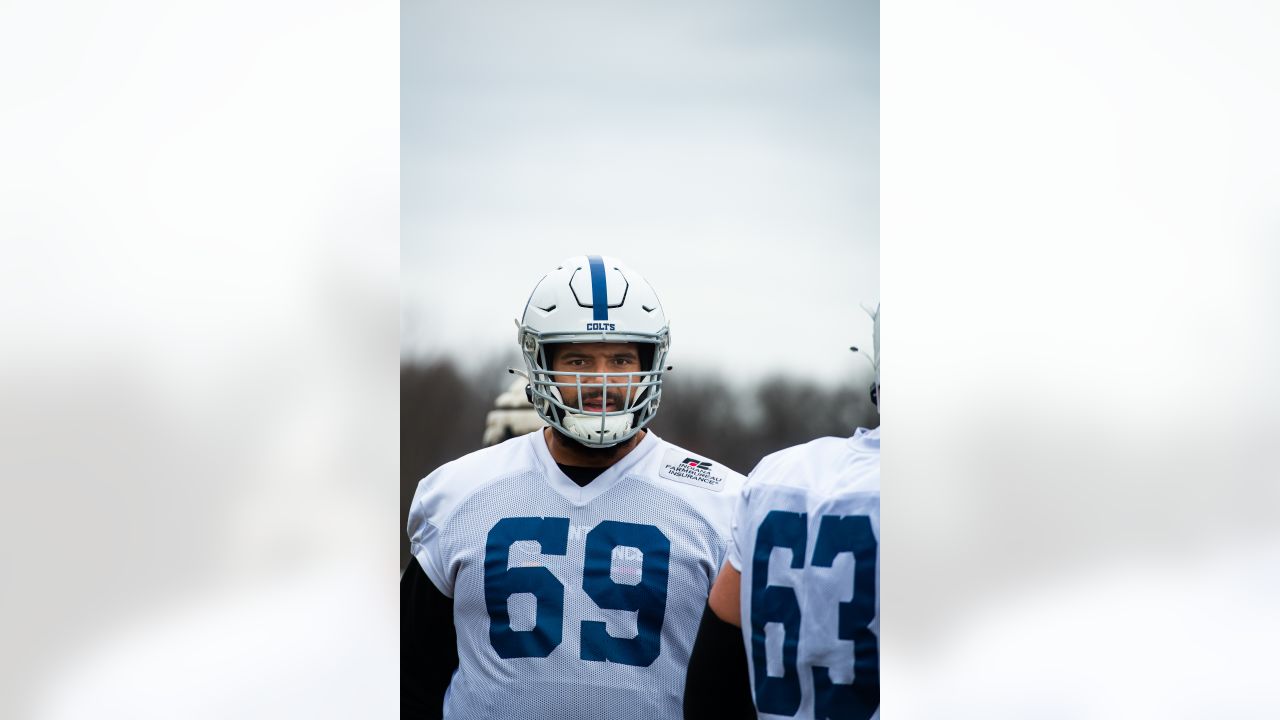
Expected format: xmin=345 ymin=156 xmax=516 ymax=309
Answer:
xmin=849 ymin=426 xmax=880 ymax=454
xmin=530 ymin=428 xmax=662 ymax=505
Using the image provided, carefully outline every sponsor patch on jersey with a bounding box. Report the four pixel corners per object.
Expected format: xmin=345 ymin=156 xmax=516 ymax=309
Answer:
xmin=658 ymin=448 xmax=726 ymax=491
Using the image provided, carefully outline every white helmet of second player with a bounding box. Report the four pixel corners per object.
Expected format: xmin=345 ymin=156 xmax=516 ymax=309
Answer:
xmin=871 ymin=303 xmax=880 ymax=407
xmin=516 ymin=255 xmax=670 ymax=448
xmin=854 ymin=302 xmax=880 ymax=408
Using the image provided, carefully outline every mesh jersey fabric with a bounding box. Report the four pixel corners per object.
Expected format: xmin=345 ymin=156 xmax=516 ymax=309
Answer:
xmin=407 ymin=429 xmax=745 ymax=720
xmin=728 ymin=427 xmax=880 ymax=720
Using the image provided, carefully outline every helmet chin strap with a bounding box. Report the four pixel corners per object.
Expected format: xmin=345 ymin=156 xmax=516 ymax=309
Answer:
xmin=561 ymin=411 xmax=635 ymax=447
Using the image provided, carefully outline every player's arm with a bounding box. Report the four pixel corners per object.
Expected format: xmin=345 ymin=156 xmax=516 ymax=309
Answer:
xmin=707 ymin=560 xmax=741 ymax=626
xmin=401 ymin=557 xmax=458 ymax=720
xmin=684 ymin=562 xmax=753 ymax=720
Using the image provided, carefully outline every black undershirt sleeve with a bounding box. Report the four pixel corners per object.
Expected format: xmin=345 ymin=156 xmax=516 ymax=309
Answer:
xmin=684 ymin=602 xmax=756 ymax=720
xmin=401 ymin=557 xmax=459 ymax=720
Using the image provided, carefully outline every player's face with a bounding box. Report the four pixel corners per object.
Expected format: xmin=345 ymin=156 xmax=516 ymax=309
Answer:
xmin=548 ymin=342 xmax=644 ymax=413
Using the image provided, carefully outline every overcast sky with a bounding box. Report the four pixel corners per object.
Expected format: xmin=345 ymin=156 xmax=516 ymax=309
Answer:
xmin=402 ymin=0 xmax=878 ymax=385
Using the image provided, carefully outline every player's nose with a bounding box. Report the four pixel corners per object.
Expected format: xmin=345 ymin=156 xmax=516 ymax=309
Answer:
xmin=581 ymin=362 xmax=606 ymax=382
xmin=581 ymin=358 xmax=612 ymax=383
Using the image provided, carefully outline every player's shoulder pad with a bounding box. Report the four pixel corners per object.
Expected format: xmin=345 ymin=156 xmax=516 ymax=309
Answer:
xmin=408 ymin=432 xmax=537 ymax=536
xmin=748 ymin=435 xmax=850 ymax=484
xmin=653 ymin=442 xmax=747 ymax=494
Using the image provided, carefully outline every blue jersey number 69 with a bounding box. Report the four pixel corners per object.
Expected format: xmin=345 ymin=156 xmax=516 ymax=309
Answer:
xmin=484 ymin=517 xmax=671 ymax=667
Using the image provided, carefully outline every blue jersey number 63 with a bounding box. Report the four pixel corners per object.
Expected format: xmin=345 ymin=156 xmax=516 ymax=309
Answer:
xmin=751 ymin=510 xmax=878 ymax=719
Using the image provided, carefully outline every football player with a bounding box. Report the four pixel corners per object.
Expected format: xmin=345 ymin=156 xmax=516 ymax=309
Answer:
xmin=481 ymin=377 xmax=545 ymax=447
xmin=685 ymin=305 xmax=880 ymax=720
xmin=402 ymin=255 xmax=748 ymax=719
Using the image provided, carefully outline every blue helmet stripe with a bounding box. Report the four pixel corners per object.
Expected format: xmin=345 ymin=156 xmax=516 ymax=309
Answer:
xmin=587 ymin=255 xmax=608 ymax=320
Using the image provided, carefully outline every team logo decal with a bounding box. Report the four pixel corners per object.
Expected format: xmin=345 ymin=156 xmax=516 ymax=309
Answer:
xmin=586 ymin=322 xmax=616 ymax=331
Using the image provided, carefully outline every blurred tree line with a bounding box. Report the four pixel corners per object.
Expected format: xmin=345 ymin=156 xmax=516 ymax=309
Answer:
xmin=401 ymin=355 xmax=878 ymax=569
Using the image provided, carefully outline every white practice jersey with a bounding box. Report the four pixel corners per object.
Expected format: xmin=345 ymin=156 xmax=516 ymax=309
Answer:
xmin=407 ymin=429 xmax=746 ymax=720
xmin=727 ymin=427 xmax=880 ymax=720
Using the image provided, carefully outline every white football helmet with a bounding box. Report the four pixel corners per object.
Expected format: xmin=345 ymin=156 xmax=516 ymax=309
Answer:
xmin=871 ymin=303 xmax=880 ymax=407
xmin=482 ymin=377 xmax=546 ymax=447
xmin=515 ymin=255 xmax=670 ymax=447
xmin=854 ymin=302 xmax=880 ymax=408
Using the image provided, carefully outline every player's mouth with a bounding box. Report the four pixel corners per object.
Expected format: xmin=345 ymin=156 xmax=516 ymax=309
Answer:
xmin=581 ymin=395 xmax=621 ymax=412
